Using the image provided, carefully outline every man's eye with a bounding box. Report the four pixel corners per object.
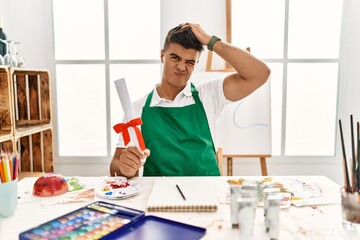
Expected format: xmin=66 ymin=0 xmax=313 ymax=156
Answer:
xmin=171 ymin=56 xmax=180 ymax=61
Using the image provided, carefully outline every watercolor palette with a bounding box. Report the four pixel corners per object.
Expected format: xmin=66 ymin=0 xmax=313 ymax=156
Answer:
xmin=19 ymin=201 xmax=206 ymax=240
xmin=19 ymin=201 xmax=142 ymax=240
xmin=95 ymin=177 xmax=143 ymax=199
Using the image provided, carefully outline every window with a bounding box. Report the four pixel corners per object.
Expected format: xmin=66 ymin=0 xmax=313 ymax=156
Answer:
xmin=52 ymin=0 xmax=161 ymax=161
xmin=230 ymin=0 xmax=343 ymax=156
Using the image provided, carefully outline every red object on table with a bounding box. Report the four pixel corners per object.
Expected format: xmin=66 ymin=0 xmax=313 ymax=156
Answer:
xmin=33 ymin=172 xmax=69 ymax=197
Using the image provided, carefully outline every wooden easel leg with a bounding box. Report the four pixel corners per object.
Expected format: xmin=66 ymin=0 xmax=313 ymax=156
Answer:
xmin=227 ymin=157 xmax=233 ymax=176
xmin=260 ymin=157 xmax=268 ymax=176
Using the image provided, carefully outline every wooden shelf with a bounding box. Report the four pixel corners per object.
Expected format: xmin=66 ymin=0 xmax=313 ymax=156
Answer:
xmin=0 ymin=133 xmax=12 ymax=142
xmin=0 ymin=66 xmax=54 ymax=173
xmin=15 ymin=123 xmax=52 ymax=138
xmin=0 ymin=135 xmax=14 ymax=152
xmin=0 ymin=67 xmax=12 ymax=135
xmin=17 ymin=129 xmax=53 ymax=172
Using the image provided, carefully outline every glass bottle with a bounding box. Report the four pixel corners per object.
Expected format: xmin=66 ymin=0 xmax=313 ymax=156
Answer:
xmin=0 ymin=16 xmax=7 ymax=57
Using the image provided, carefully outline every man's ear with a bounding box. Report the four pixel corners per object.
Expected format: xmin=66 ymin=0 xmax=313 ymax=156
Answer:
xmin=160 ymin=49 xmax=165 ymax=63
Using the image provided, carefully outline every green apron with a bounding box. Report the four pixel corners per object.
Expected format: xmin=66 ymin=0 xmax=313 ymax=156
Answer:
xmin=141 ymin=83 xmax=220 ymax=176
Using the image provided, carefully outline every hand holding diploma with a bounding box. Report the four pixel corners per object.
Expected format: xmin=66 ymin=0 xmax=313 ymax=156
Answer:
xmin=116 ymin=146 xmax=150 ymax=178
xmin=113 ymin=78 xmax=149 ymax=177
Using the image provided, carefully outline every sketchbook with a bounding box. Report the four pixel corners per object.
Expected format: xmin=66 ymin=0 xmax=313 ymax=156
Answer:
xmin=146 ymin=178 xmax=218 ymax=212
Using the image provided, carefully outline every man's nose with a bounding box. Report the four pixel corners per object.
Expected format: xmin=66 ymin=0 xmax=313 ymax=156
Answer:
xmin=176 ymin=62 xmax=186 ymax=71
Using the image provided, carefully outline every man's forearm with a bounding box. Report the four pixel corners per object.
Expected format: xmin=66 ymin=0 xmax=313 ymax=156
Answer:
xmin=212 ymin=40 xmax=270 ymax=82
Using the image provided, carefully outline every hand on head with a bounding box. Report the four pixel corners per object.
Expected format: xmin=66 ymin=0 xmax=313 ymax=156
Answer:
xmin=179 ymin=22 xmax=212 ymax=47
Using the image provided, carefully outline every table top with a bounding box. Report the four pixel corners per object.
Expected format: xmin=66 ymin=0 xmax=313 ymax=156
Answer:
xmin=0 ymin=175 xmax=358 ymax=240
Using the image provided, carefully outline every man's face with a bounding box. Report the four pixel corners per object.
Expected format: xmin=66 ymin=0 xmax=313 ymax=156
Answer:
xmin=161 ymin=43 xmax=200 ymax=88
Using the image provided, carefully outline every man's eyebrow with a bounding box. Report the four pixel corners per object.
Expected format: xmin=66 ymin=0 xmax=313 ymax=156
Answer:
xmin=185 ymin=59 xmax=196 ymax=64
xmin=169 ymin=53 xmax=181 ymax=59
xmin=169 ymin=53 xmax=196 ymax=64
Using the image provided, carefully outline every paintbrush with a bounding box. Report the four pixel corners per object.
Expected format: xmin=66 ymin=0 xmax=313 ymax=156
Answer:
xmin=339 ymin=119 xmax=351 ymax=192
xmin=350 ymin=115 xmax=357 ymax=193
xmin=114 ymin=172 xmax=120 ymax=186
xmin=357 ymin=121 xmax=360 ymax=193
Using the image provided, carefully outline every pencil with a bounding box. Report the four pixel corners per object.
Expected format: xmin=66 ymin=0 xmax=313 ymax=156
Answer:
xmin=0 ymin=159 xmax=5 ymax=183
xmin=3 ymin=156 xmax=10 ymax=182
xmin=9 ymin=156 xmax=13 ymax=181
xmin=339 ymin=119 xmax=351 ymax=192
xmin=14 ymin=155 xmax=19 ymax=180
xmin=176 ymin=184 xmax=186 ymax=201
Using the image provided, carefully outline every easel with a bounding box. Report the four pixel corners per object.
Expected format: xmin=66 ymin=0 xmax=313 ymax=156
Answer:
xmin=208 ymin=1 xmax=270 ymax=177
xmin=224 ymin=154 xmax=271 ymax=176
xmin=210 ymin=44 xmax=270 ymax=176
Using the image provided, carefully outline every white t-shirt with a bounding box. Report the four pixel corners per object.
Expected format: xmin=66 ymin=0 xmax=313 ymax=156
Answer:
xmin=116 ymin=77 xmax=231 ymax=148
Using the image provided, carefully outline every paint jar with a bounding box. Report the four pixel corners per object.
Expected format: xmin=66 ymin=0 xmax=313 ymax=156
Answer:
xmin=263 ymin=187 xmax=280 ymax=217
xmin=265 ymin=193 xmax=283 ymax=240
xmin=230 ymin=184 xmax=242 ymax=229
xmin=341 ymin=188 xmax=360 ymax=234
xmin=0 ymin=179 xmax=18 ymax=218
xmin=237 ymin=197 xmax=256 ymax=240
xmin=242 ymin=180 xmax=262 ymax=202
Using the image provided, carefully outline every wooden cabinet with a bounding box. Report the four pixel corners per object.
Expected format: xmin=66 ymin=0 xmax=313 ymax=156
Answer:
xmin=0 ymin=67 xmax=13 ymax=150
xmin=0 ymin=66 xmax=53 ymax=172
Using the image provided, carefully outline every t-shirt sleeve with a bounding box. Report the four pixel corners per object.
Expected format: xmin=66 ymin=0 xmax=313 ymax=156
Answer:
xmin=197 ymin=77 xmax=232 ymax=117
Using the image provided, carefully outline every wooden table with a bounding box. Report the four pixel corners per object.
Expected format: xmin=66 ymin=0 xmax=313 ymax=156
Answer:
xmin=1 ymin=176 xmax=358 ymax=240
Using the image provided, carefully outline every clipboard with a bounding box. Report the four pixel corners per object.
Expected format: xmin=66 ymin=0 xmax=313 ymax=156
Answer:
xmin=19 ymin=201 xmax=206 ymax=240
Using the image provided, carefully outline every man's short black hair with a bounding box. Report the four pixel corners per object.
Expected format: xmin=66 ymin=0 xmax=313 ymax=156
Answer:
xmin=163 ymin=25 xmax=204 ymax=52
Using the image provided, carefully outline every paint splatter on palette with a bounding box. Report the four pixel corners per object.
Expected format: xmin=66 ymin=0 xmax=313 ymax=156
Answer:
xmin=95 ymin=177 xmax=143 ymax=199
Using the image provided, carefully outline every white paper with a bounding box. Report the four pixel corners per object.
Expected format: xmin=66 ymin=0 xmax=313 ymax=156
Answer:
xmin=114 ymin=78 xmax=146 ymax=176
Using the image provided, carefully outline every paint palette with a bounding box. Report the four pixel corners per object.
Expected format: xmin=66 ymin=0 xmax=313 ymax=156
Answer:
xmin=95 ymin=177 xmax=143 ymax=199
xmin=19 ymin=201 xmax=143 ymax=240
xmin=19 ymin=201 xmax=207 ymax=240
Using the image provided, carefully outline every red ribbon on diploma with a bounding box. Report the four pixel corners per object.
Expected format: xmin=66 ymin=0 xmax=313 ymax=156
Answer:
xmin=113 ymin=118 xmax=146 ymax=151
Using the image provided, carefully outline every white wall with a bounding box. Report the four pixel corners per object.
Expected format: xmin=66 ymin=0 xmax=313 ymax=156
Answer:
xmin=0 ymin=0 xmax=53 ymax=69
xmin=1 ymin=0 xmax=360 ymax=185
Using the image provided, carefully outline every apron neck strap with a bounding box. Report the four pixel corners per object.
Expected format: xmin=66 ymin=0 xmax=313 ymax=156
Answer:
xmin=190 ymin=83 xmax=201 ymax=103
xmin=144 ymin=90 xmax=154 ymax=107
xmin=145 ymin=82 xmax=199 ymax=107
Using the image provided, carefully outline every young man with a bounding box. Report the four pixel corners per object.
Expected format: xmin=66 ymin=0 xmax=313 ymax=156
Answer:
xmin=110 ymin=23 xmax=270 ymax=178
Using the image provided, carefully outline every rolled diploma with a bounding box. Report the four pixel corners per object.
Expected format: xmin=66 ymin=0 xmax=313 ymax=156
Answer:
xmin=114 ymin=79 xmax=146 ymax=175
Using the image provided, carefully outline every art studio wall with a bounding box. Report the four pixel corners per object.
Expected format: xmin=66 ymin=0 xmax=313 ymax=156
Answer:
xmin=1 ymin=0 xmax=360 ymax=185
